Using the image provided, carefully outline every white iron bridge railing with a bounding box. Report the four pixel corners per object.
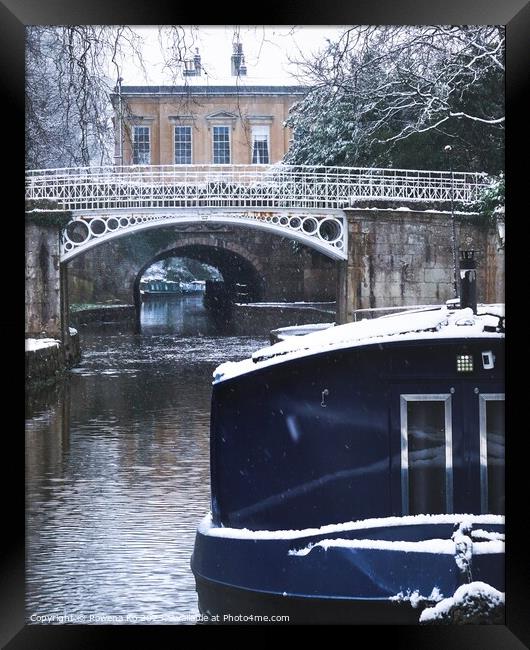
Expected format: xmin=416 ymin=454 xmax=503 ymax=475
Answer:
xmin=26 ymin=164 xmax=490 ymax=212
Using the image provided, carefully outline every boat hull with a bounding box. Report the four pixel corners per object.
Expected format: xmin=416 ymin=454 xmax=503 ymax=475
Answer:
xmin=194 ymin=576 xmax=421 ymax=624
xmin=191 ymin=517 xmax=504 ymax=624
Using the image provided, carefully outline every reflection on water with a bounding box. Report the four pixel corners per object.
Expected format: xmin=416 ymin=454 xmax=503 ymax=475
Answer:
xmin=26 ymin=296 xmax=267 ymax=624
xmin=141 ymin=294 xmax=232 ymax=337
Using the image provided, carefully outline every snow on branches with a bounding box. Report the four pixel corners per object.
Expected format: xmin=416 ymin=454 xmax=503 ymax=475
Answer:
xmin=285 ymin=26 xmax=504 ymax=173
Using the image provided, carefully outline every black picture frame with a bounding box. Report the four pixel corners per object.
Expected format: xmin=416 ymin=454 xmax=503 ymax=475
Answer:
xmin=11 ymin=1 xmax=527 ymax=645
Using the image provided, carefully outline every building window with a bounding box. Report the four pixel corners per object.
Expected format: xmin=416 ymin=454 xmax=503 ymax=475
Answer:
xmin=251 ymin=126 xmax=270 ymax=164
xmin=133 ymin=126 xmax=150 ymax=165
xmin=174 ymin=126 xmax=192 ymax=164
xmin=212 ymin=126 xmax=230 ymax=164
xmin=479 ymin=394 xmax=505 ymax=515
xmin=400 ymin=394 xmax=453 ymax=515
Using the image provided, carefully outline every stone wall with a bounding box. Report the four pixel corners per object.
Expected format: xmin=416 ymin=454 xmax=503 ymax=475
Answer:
xmin=25 ymin=331 xmax=81 ymax=386
xmin=338 ymin=209 xmax=504 ymax=320
xmin=232 ymin=303 xmax=335 ymax=336
xmin=25 ymin=223 xmax=63 ymax=337
xmin=70 ymin=305 xmax=136 ymax=327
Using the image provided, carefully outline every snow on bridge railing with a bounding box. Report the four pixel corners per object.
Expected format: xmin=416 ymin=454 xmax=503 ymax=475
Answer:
xmin=25 ymin=164 xmax=491 ymax=212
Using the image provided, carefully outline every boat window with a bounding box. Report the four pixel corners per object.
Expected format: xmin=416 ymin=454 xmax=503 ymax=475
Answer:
xmin=480 ymin=394 xmax=505 ymax=515
xmin=400 ymin=394 xmax=452 ymax=515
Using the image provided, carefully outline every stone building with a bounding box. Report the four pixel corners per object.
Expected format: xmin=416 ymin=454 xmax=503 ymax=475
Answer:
xmin=110 ymin=43 xmax=306 ymax=166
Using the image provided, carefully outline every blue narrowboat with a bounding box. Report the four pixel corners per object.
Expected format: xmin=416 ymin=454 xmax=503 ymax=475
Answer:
xmin=191 ymin=261 xmax=504 ymax=623
xmin=139 ymin=279 xmax=182 ymax=298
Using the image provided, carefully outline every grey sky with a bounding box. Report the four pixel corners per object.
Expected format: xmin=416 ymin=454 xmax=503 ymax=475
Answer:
xmin=119 ymin=26 xmax=347 ymax=85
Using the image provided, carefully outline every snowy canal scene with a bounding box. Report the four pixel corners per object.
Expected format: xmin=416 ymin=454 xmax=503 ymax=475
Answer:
xmin=23 ymin=24 xmax=507 ymax=634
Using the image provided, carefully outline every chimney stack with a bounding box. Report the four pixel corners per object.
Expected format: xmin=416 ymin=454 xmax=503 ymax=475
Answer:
xmin=183 ymin=48 xmax=201 ymax=76
xmin=459 ymin=250 xmax=477 ymax=314
xmin=231 ymin=41 xmax=247 ymax=76
xmin=193 ymin=48 xmax=201 ymax=75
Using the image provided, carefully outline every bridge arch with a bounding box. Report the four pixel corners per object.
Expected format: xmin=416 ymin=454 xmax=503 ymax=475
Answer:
xmin=133 ymin=238 xmax=267 ymax=318
xmin=60 ymin=210 xmax=347 ymax=263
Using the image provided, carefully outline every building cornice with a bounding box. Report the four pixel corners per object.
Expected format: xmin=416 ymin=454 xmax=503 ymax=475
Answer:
xmin=247 ymin=115 xmax=274 ymax=124
xmin=111 ymin=85 xmax=308 ymax=98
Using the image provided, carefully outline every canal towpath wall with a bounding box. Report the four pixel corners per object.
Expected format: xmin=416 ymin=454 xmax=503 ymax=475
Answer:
xmin=25 ymin=329 xmax=80 ymax=386
xmin=69 ymin=303 xmax=136 ymax=327
xmin=232 ymin=302 xmax=336 ymax=336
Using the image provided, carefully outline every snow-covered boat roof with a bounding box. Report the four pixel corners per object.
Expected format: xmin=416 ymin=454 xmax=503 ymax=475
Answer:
xmin=213 ymin=304 xmax=504 ymax=384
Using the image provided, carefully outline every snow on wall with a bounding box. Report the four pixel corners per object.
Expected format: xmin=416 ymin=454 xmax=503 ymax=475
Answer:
xmin=25 ymin=338 xmax=60 ymax=352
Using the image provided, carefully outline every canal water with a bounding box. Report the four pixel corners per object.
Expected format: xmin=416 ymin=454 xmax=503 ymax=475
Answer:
xmin=25 ymin=295 xmax=268 ymax=624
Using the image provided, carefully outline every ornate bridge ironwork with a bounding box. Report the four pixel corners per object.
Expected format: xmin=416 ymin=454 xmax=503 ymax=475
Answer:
xmin=25 ymin=164 xmax=490 ymax=262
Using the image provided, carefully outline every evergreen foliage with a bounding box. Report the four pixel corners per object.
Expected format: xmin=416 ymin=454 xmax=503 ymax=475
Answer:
xmin=285 ymin=27 xmax=504 ymax=174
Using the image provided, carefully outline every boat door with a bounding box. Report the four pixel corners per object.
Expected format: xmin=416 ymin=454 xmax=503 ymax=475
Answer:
xmin=389 ymin=380 xmax=504 ymax=517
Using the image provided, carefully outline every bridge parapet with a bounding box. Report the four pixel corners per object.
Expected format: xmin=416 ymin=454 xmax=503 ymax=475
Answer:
xmin=58 ymin=209 xmax=348 ymax=262
xmin=26 ymin=164 xmax=490 ymax=212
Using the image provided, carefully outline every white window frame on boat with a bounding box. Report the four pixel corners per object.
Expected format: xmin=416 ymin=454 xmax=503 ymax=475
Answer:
xmin=400 ymin=394 xmax=453 ymax=516
xmin=479 ymin=393 xmax=505 ymax=514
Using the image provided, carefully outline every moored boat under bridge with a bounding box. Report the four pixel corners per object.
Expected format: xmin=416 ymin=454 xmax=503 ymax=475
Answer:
xmin=25 ymin=164 xmax=491 ymax=263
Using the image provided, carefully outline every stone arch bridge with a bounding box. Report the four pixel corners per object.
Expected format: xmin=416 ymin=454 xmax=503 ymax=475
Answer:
xmin=25 ymin=164 xmax=502 ymax=338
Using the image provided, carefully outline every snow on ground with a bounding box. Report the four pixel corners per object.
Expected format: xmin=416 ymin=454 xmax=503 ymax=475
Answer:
xmin=25 ymin=338 xmax=60 ymax=352
xmin=69 ymin=327 xmax=78 ymax=336
xmin=419 ymin=581 xmax=505 ymax=624
xmin=213 ymin=304 xmax=504 ymax=383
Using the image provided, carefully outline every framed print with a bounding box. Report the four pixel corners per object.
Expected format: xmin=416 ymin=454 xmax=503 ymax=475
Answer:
xmin=12 ymin=0 xmax=526 ymax=645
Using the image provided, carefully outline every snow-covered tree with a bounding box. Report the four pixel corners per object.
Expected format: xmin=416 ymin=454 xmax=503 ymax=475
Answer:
xmin=25 ymin=26 xmax=200 ymax=169
xmin=26 ymin=26 xmax=140 ymax=168
xmin=285 ymin=26 xmax=504 ymax=173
